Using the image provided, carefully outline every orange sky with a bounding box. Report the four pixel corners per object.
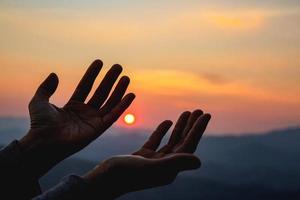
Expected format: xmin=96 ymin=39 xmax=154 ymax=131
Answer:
xmin=0 ymin=1 xmax=300 ymax=134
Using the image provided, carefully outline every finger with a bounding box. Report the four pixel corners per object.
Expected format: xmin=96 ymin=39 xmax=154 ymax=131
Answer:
xmin=177 ymin=114 xmax=211 ymax=153
xmin=98 ymin=76 xmax=130 ymax=115
xmin=156 ymin=111 xmax=190 ymax=154
xmin=69 ymin=60 xmax=102 ymax=103
xmin=87 ymin=64 xmax=123 ymax=109
xmin=155 ymin=153 xmax=201 ymax=171
xmin=168 ymin=111 xmax=191 ymax=146
xmin=180 ymin=109 xmax=203 ymax=139
xmin=142 ymin=120 xmax=173 ymax=151
xmin=102 ymin=93 xmax=135 ymax=125
xmin=32 ymin=73 xmax=59 ymax=102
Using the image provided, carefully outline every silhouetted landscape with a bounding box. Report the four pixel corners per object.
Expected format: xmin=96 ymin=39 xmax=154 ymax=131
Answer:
xmin=1 ymin=117 xmax=300 ymax=199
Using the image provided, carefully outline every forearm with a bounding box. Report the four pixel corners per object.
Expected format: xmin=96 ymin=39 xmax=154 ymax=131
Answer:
xmin=83 ymin=168 xmax=124 ymax=200
xmin=0 ymin=140 xmax=41 ymax=199
xmin=19 ymin=129 xmax=72 ymax=180
xmin=33 ymin=175 xmax=88 ymax=200
xmin=33 ymin=174 xmax=120 ymax=200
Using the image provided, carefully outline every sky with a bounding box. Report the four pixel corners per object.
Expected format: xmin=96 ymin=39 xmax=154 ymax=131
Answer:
xmin=0 ymin=0 xmax=299 ymax=135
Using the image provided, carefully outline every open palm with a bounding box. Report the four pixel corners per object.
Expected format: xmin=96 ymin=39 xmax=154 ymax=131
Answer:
xmin=84 ymin=110 xmax=211 ymax=199
xmin=21 ymin=60 xmax=135 ymax=178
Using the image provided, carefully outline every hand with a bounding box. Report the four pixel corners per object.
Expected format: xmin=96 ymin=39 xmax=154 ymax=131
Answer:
xmin=84 ymin=110 xmax=211 ymax=199
xmin=19 ymin=60 xmax=135 ymax=179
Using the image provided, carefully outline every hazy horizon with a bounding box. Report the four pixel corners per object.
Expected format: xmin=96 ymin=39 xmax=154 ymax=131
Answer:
xmin=0 ymin=116 xmax=299 ymax=136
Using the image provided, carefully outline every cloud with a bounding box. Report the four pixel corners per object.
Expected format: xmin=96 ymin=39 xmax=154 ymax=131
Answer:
xmin=202 ymin=10 xmax=264 ymax=31
xmin=131 ymin=69 xmax=298 ymax=104
xmin=1 ymin=6 xmax=292 ymax=47
xmin=198 ymin=72 xmax=230 ymax=84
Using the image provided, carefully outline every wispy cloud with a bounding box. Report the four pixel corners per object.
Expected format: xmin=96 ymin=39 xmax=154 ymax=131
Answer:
xmin=131 ymin=69 xmax=299 ymax=104
xmin=1 ymin=6 xmax=298 ymax=46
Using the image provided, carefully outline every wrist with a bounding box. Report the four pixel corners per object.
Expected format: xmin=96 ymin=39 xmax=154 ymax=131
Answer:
xmin=19 ymin=131 xmax=40 ymax=153
xmin=83 ymin=166 xmax=124 ymax=200
xmin=18 ymin=129 xmax=52 ymax=179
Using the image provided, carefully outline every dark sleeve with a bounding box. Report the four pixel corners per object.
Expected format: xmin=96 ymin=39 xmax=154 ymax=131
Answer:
xmin=0 ymin=140 xmax=41 ymax=199
xmin=33 ymin=175 xmax=89 ymax=200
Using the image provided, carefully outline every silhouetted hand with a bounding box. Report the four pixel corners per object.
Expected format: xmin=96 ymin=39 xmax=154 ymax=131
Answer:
xmin=84 ymin=110 xmax=211 ymax=199
xmin=19 ymin=60 xmax=135 ymax=179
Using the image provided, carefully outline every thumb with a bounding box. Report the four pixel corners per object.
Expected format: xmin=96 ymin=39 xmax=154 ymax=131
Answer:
xmin=32 ymin=73 xmax=59 ymax=102
xmin=157 ymin=153 xmax=201 ymax=172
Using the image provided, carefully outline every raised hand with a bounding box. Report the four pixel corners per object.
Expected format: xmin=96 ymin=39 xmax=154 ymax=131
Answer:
xmin=19 ymin=60 xmax=135 ymax=179
xmin=83 ymin=110 xmax=211 ymax=199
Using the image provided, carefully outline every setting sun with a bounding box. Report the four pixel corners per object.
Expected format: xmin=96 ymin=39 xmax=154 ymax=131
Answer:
xmin=124 ymin=113 xmax=136 ymax=125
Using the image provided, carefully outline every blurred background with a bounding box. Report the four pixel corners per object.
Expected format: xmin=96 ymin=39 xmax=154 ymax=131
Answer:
xmin=0 ymin=1 xmax=300 ymax=199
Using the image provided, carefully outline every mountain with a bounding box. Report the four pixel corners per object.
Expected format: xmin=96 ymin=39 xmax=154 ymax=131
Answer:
xmin=0 ymin=117 xmax=300 ymax=199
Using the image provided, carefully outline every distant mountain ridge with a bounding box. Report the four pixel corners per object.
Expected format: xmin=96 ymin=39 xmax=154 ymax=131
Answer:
xmin=0 ymin=117 xmax=300 ymax=199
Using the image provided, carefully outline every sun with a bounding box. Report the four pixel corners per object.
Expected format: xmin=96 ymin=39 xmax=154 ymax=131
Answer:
xmin=124 ymin=113 xmax=136 ymax=125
